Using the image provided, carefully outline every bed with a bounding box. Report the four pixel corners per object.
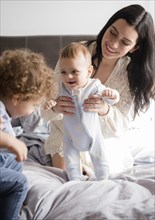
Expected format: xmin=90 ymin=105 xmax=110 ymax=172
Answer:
xmin=21 ymin=162 xmax=154 ymax=220
xmin=1 ymin=35 xmax=155 ymax=220
xmin=11 ymin=103 xmax=154 ymax=220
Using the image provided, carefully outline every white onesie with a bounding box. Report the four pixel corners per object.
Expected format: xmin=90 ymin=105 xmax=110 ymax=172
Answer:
xmin=60 ymin=78 xmax=119 ymax=181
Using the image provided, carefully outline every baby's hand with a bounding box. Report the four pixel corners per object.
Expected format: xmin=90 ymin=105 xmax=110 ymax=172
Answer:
xmin=44 ymin=99 xmax=56 ymax=110
xmin=102 ymin=89 xmax=117 ymax=100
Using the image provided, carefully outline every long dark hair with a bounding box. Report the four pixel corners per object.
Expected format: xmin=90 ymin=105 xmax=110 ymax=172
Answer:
xmin=86 ymin=4 xmax=155 ymax=117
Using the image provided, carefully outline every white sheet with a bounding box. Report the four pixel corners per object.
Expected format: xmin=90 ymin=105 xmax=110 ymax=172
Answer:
xmin=21 ymin=162 xmax=155 ymax=220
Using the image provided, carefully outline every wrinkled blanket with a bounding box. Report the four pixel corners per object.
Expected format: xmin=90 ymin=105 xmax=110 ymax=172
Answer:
xmin=12 ymin=109 xmax=154 ymax=220
xmin=21 ymin=162 xmax=154 ymax=220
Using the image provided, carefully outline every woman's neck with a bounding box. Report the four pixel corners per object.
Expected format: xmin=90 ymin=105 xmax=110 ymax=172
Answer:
xmin=102 ymin=57 xmax=118 ymax=66
xmin=93 ymin=57 xmax=119 ymax=84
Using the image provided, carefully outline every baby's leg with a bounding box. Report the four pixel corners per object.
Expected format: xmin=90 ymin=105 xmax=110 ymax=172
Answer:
xmin=91 ymin=154 xmax=109 ymax=180
xmin=90 ymin=139 xmax=109 ymax=180
xmin=63 ymin=135 xmax=81 ymax=181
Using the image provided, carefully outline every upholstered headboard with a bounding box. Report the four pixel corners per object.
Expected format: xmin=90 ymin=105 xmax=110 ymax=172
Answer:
xmin=0 ymin=35 xmax=95 ymax=69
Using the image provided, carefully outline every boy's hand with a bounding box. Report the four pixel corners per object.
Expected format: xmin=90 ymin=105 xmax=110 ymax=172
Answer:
xmin=8 ymin=137 xmax=28 ymax=162
xmin=0 ymin=131 xmax=28 ymax=162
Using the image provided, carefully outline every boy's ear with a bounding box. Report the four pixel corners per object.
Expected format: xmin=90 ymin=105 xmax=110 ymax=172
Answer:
xmin=88 ymin=65 xmax=94 ymax=77
xmin=11 ymin=94 xmax=20 ymax=106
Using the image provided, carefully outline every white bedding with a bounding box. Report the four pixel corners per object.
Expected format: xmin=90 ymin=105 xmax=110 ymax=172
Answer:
xmin=21 ymin=162 xmax=155 ymax=220
xmin=12 ymin=105 xmax=154 ymax=220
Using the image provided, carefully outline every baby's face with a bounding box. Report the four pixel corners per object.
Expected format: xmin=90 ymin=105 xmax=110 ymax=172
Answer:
xmin=59 ymin=54 xmax=92 ymax=90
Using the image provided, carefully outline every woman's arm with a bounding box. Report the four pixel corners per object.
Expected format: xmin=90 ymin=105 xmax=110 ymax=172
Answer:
xmin=52 ymin=153 xmax=66 ymax=170
xmin=44 ymin=119 xmax=65 ymax=169
xmin=83 ymin=85 xmax=133 ymax=138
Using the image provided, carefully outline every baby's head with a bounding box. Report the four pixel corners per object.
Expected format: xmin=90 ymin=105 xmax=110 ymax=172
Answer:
xmin=0 ymin=49 xmax=57 ymax=118
xmin=59 ymin=42 xmax=93 ymax=90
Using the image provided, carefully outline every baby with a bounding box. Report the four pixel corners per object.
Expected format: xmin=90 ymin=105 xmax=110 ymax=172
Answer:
xmin=44 ymin=43 xmax=119 ymax=181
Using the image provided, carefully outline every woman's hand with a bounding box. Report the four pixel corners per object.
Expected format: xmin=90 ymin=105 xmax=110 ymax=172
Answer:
xmin=83 ymin=94 xmax=110 ymax=116
xmin=53 ymin=96 xmax=76 ymax=115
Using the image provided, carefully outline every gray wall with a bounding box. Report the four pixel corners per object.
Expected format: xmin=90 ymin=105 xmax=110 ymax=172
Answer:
xmin=1 ymin=0 xmax=154 ymax=36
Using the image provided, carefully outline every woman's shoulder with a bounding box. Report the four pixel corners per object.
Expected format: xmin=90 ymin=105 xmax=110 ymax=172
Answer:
xmin=112 ymin=56 xmax=130 ymax=79
xmin=118 ymin=56 xmax=130 ymax=70
xmin=106 ymin=56 xmax=130 ymax=91
xmin=79 ymin=41 xmax=96 ymax=56
xmin=87 ymin=41 xmax=96 ymax=55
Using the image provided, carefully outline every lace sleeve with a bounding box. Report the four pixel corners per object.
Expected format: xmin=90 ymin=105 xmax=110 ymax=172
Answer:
xmin=100 ymin=56 xmax=134 ymax=138
xmin=44 ymin=119 xmax=64 ymax=157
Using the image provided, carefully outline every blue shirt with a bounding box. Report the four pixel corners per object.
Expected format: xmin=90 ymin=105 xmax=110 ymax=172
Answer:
xmin=0 ymin=100 xmax=15 ymax=152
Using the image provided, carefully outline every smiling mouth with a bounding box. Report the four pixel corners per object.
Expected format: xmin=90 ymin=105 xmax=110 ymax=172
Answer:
xmin=106 ymin=44 xmax=117 ymax=54
xmin=68 ymin=81 xmax=76 ymax=85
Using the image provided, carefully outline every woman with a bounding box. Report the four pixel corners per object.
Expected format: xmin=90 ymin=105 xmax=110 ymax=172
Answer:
xmin=44 ymin=4 xmax=155 ymax=176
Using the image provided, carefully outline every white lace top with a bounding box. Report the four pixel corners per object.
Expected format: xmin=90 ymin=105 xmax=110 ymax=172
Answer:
xmin=99 ymin=55 xmax=133 ymax=138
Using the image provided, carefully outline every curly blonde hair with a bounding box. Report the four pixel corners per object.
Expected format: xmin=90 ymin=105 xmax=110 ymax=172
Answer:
xmin=0 ymin=49 xmax=57 ymax=101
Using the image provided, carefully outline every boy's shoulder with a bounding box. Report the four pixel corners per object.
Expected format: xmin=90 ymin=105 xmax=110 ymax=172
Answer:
xmin=0 ymin=100 xmax=15 ymax=136
xmin=0 ymin=101 xmax=7 ymax=118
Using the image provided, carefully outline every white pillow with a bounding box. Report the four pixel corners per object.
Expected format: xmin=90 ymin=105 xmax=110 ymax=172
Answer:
xmin=127 ymin=101 xmax=154 ymax=164
xmin=81 ymin=136 xmax=134 ymax=177
xmin=126 ymin=127 xmax=154 ymax=164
